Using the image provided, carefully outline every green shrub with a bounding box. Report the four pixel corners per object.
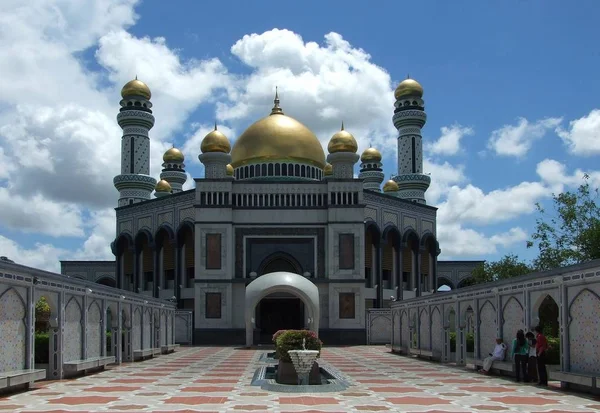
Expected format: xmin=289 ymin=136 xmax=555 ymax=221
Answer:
xmin=35 ymin=333 xmax=49 ymax=364
xmin=546 ymin=336 xmax=560 ymax=365
xmin=466 ymin=332 xmax=474 ymax=352
xmin=272 ymin=329 xmax=286 ymax=344
xmin=275 ymin=330 xmax=322 ymax=363
xmin=106 ymin=331 xmax=112 ymax=352
xmin=449 ymin=332 xmax=456 ymax=352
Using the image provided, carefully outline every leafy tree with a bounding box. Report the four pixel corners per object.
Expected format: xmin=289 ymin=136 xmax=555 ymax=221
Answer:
xmin=527 ymin=175 xmax=600 ymax=271
xmin=469 ymin=254 xmax=532 ymax=285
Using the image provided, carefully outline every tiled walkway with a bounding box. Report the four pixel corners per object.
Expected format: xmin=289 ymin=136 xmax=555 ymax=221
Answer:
xmin=1 ymin=346 xmax=599 ymax=412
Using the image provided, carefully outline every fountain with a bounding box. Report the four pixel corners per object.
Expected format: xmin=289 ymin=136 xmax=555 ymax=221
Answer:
xmin=287 ymin=338 xmax=320 ymax=385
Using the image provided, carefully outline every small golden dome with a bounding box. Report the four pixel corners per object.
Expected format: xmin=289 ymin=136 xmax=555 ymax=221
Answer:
xmin=226 ymin=164 xmax=234 ymax=176
xmin=155 ymin=179 xmax=172 ymax=193
xmin=383 ymin=179 xmax=399 ymax=192
xmin=327 ymin=123 xmax=358 ymax=154
xmin=230 ymin=92 xmax=326 ymax=168
xmin=361 ymin=147 xmax=382 ymax=162
xmin=394 ymin=77 xmax=423 ymax=100
xmin=163 ymin=147 xmax=184 ymax=163
xmin=324 ymin=163 xmax=333 ymax=176
xmin=201 ymin=124 xmax=231 ymax=154
xmin=121 ymin=78 xmax=151 ymax=100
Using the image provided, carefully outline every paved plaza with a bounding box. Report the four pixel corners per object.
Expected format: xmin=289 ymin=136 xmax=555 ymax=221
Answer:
xmin=1 ymin=346 xmax=599 ymax=413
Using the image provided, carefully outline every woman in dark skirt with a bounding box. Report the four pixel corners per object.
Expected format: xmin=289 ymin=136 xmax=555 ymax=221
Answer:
xmin=526 ymin=331 xmax=538 ymax=382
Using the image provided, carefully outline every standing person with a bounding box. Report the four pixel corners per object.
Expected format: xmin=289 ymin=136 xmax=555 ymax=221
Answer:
xmin=525 ymin=331 xmax=538 ymax=382
xmin=535 ymin=326 xmax=549 ymax=386
xmin=479 ymin=338 xmax=507 ymax=374
xmin=511 ymin=329 xmax=529 ymax=382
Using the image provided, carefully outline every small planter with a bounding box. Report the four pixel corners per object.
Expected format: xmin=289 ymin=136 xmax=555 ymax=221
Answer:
xmin=276 ymin=360 xmax=321 ymax=385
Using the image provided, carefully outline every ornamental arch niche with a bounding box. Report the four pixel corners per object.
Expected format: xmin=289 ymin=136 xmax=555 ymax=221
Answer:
xmin=115 ymin=233 xmax=134 ymax=291
xmin=401 ymin=229 xmax=420 ymax=294
xmin=244 ymin=272 xmax=319 ymax=347
xmin=155 ymin=225 xmax=176 ymax=292
xmin=177 ymin=221 xmax=195 ymax=294
xmin=258 ymin=252 xmax=303 ymax=276
xmin=382 ymin=225 xmax=401 ymax=296
xmin=364 ymin=221 xmax=381 ymax=293
xmin=135 ymin=230 xmax=154 ymax=295
xmin=420 ymin=233 xmax=438 ymax=294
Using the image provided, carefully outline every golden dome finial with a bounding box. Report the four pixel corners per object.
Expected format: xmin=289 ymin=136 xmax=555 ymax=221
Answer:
xmin=361 ymin=147 xmax=382 ymax=162
xmin=201 ymin=124 xmax=231 ymax=154
xmin=383 ymin=179 xmax=399 ymax=193
xmin=271 ymin=86 xmax=284 ymax=115
xmin=163 ymin=146 xmax=184 ymax=162
xmin=121 ymin=77 xmax=151 ymax=100
xmin=155 ymin=179 xmax=172 ymax=193
xmin=328 ymin=123 xmax=358 ymax=154
xmin=394 ymin=77 xmax=423 ymax=100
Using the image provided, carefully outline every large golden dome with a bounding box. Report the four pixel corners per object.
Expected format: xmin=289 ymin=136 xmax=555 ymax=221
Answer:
xmin=394 ymin=77 xmax=423 ymax=100
xmin=121 ymin=78 xmax=151 ymax=100
xmin=230 ymin=94 xmax=326 ymax=168
xmin=163 ymin=147 xmax=184 ymax=162
xmin=327 ymin=123 xmax=358 ymax=154
xmin=361 ymin=147 xmax=382 ymax=162
xmin=201 ymin=124 xmax=231 ymax=154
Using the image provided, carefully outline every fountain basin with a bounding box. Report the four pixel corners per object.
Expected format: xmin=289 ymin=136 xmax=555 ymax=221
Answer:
xmin=288 ymin=349 xmax=320 ymax=385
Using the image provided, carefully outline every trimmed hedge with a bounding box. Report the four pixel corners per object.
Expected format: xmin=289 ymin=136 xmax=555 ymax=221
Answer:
xmin=35 ymin=333 xmax=50 ymax=364
xmin=447 ymin=332 xmax=474 ymax=353
xmin=274 ymin=330 xmax=322 ymax=363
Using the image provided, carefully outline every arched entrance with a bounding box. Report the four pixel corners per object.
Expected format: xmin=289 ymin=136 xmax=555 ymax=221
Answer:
xmin=258 ymin=252 xmax=302 ymax=275
xmin=256 ymin=292 xmax=304 ymax=343
xmin=245 ymin=272 xmax=320 ymax=347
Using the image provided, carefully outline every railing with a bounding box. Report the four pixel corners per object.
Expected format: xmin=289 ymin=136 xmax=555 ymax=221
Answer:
xmin=0 ymin=261 xmax=177 ymax=380
xmin=389 ymin=259 xmax=600 ymax=386
xmin=366 ymin=308 xmax=392 ymax=344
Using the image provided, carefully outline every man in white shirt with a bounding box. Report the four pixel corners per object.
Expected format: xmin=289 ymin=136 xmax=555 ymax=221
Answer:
xmin=480 ymin=338 xmax=507 ymax=374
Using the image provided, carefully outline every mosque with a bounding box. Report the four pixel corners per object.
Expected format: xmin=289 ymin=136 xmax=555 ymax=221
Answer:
xmin=60 ymin=77 xmax=480 ymax=345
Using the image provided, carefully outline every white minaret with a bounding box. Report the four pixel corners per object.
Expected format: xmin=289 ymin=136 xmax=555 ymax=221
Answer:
xmin=326 ymin=122 xmax=359 ymax=179
xmin=392 ymin=77 xmax=430 ymax=203
xmin=358 ymin=147 xmax=384 ymax=191
xmin=113 ymin=78 xmax=157 ymax=207
xmin=160 ymin=147 xmax=187 ymax=192
xmin=198 ymin=123 xmax=231 ymax=178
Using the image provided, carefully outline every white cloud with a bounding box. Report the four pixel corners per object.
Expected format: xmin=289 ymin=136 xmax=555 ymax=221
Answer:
xmin=427 ymin=124 xmax=474 ymax=156
xmin=0 ymin=1 xmax=596 ymax=269
xmin=438 ymin=181 xmax=549 ymax=225
xmin=96 ymin=30 xmax=232 ymax=140
xmin=222 ymin=29 xmax=398 ymax=156
xmin=0 ymin=235 xmax=68 ymax=272
xmin=487 ymin=117 xmax=562 ymax=157
xmin=536 ymin=158 xmax=600 ymax=193
xmin=556 ymin=109 xmax=600 ymax=156
xmin=437 ymin=223 xmax=528 ymax=257
xmin=0 ymin=188 xmax=84 ymax=237
xmin=424 ymin=159 xmax=466 ymax=206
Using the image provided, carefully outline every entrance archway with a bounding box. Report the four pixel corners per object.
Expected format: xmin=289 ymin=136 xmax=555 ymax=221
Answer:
xmin=245 ymin=271 xmax=320 ymax=347
xmin=258 ymin=252 xmax=302 ymax=275
xmin=256 ymin=293 xmax=304 ymax=343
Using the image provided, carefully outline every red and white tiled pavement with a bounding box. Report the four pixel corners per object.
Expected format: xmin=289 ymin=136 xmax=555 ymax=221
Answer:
xmin=1 ymin=346 xmax=599 ymax=413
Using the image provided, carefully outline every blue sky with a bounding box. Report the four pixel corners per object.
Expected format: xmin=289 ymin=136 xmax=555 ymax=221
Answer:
xmin=1 ymin=0 xmax=599 ymax=271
